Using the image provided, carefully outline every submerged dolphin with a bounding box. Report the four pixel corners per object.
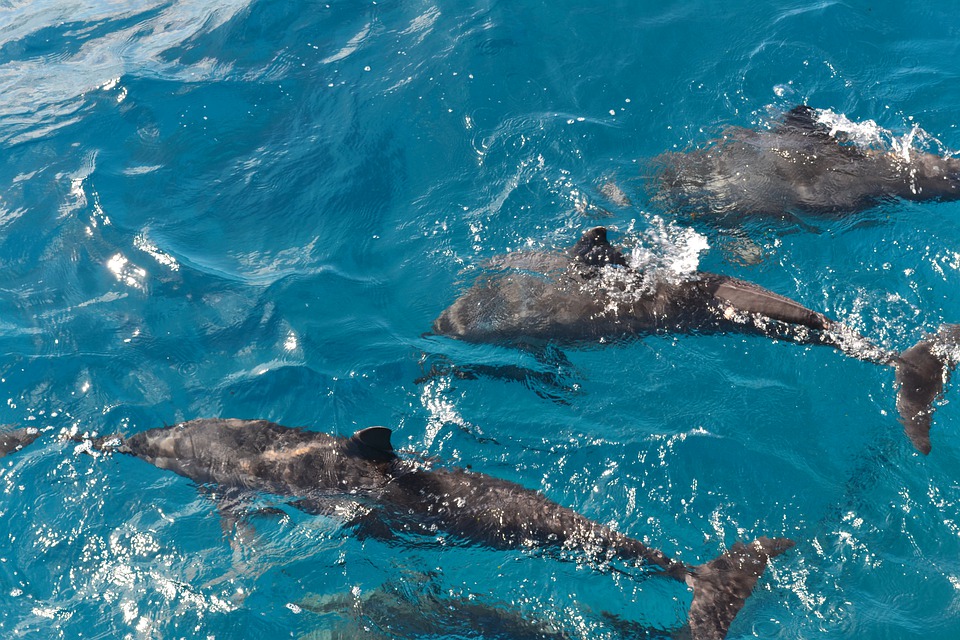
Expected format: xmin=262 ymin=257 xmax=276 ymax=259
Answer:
xmin=650 ymin=105 xmax=960 ymax=219
xmin=301 ymin=577 xmax=576 ymax=639
xmin=303 ymin=575 xmax=697 ymax=639
xmin=432 ymin=227 xmax=960 ymax=454
xmin=64 ymin=418 xmax=792 ymax=640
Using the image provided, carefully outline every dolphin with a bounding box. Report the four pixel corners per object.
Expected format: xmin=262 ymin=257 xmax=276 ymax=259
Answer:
xmin=432 ymin=227 xmax=960 ymax=454
xmin=649 ymin=105 xmax=960 ymax=219
xmin=301 ymin=575 xmax=702 ymax=639
xmin=299 ymin=577 xmax=577 ymax=639
xmin=67 ymin=418 xmax=793 ymax=640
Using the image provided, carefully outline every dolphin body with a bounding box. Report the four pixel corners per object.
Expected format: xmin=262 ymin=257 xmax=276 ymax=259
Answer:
xmin=67 ymin=418 xmax=792 ymax=640
xmin=303 ymin=576 xmax=699 ymax=639
xmin=432 ymin=227 xmax=960 ymax=454
xmin=649 ymin=105 xmax=960 ymax=219
xmin=301 ymin=578 xmax=576 ymax=640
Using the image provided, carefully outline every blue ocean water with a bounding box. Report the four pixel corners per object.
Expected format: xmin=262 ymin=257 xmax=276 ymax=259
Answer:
xmin=0 ymin=0 xmax=959 ymax=638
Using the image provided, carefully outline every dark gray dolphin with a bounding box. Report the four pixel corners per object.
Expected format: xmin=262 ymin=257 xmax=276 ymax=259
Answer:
xmin=650 ymin=105 xmax=960 ymax=219
xmin=71 ymin=418 xmax=793 ymax=640
xmin=432 ymin=227 xmax=960 ymax=454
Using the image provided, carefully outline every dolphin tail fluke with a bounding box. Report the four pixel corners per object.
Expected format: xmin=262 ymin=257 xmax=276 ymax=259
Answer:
xmin=895 ymin=324 xmax=960 ymax=455
xmin=685 ymin=537 xmax=794 ymax=640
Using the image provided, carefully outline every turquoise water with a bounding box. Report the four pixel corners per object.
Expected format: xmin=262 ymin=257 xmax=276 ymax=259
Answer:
xmin=0 ymin=0 xmax=959 ymax=638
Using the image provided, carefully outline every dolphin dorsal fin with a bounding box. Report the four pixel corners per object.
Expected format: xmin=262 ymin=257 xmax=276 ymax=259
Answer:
xmin=348 ymin=426 xmax=396 ymax=461
xmin=779 ymin=105 xmax=832 ymax=137
xmin=570 ymin=227 xmax=628 ymax=268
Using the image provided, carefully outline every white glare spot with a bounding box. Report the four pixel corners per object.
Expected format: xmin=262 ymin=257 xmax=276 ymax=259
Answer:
xmin=107 ymin=253 xmax=147 ymax=289
xmin=134 ymin=234 xmax=179 ymax=271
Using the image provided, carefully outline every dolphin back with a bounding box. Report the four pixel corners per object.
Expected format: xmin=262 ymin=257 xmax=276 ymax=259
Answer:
xmin=650 ymin=105 xmax=960 ymax=218
xmin=122 ymin=419 xmax=395 ymax=493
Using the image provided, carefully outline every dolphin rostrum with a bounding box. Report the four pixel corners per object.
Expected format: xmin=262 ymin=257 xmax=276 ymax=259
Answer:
xmin=649 ymin=105 xmax=960 ymax=219
xmin=432 ymin=227 xmax=960 ymax=454
xmin=61 ymin=418 xmax=793 ymax=640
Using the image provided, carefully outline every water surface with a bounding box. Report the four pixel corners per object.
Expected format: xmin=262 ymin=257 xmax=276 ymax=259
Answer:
xmin=0 ymin=1 xmax=959 ymax=638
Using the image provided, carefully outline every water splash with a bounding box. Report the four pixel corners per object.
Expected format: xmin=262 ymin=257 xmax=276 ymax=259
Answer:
xmin=628 ymin=216 xmax=710 ymax=281
xmin=814 ymin=108 xmax=948 ymax=162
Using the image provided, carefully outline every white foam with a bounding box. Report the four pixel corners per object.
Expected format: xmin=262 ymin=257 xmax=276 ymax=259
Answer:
xmin=628 ymin=216 xmax=710 ymax=279
xmin=815 ymin=109 xmax=886 ymax=147
xmin=814 ymin=107 xmax=945 ymax=162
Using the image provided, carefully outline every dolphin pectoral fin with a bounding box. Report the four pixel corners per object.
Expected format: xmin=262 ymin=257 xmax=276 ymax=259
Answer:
xmin=686 ymin=537 xmax=794 ymax=640
xmin=711 ymin=277 xmax=832 ymax=331
xmin=195 ymin=486 xmax=274 ymax=548
xmin=895 ymin=324 xmax=960 ymax=454
xmin=198 ymin=487 xmax=286 ymax=525
xmin=416 ymin=349 xmax=580 ymax=406
xmin=292 ymin=497 xmax=398 ymax=542
xmin=197 ymin=486 xmax=253 ymax=527
xmin=415 ymin=358 xmax=479 ymax=384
